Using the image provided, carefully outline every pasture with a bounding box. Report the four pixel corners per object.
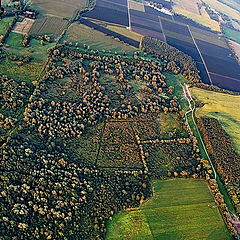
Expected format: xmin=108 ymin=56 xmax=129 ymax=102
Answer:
xmin=63 ymin=23 xmax=136 ymax=53
xmin=191 ymin=87 xmax=240 ymax=154
xmin=106 ymin=178 xmax=231 ymax=240
xmin=31 ymin=0 xmax=87 ymax=18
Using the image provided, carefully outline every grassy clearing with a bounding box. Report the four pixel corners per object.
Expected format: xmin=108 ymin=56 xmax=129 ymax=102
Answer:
xmin=63 ymin=23 xmax=136 ymax=53
xmin=0 ymin=17 xmax=15 ymax=35
xmin=6 ymin=32 xmax=55 ymax=61
xmin=223 ymin=26 xmax=240 ymax=44
xmin=0 ymin=56 xmax=45 ymax=83
xmin=106 ymin=178 xmax=231 ymax=240
xmin=191 ymin=87 xmax=240 ymax=154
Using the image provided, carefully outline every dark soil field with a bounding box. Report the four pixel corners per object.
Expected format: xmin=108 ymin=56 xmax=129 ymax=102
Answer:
xmin=144 ymin=6 xmax=173 ymax=20
xmin=165 ymin=36 xmax=202 ymax=62
xmin=161 ymin=18 xmax=192 ymax=37
xmin=196 ymin=62 xmax=212 ymax=85
xmin=83 ymin=0 xmax=129 ymax=26
xmin=196 ymin=39 xmax=237 ymax=63
xmin=210 ymin=73 xmax=240 ymax=92
xmin=203 ymin=55 xmax=240 ymax=79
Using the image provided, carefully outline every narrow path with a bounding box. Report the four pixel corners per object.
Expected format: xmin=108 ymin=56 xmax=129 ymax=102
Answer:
xmin=183 ymin=85 xmax=217 ymax=179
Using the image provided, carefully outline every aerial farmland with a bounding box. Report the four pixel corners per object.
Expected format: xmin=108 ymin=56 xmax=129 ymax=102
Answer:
xmin=0 ymin=0 xmax=239 ymax=239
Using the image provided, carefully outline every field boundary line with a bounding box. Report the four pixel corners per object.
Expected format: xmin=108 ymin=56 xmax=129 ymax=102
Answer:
xmin=158 ymin=16 xmax=167 ymax=43
xmin=187 ymin=25 xmax=213 ymax=86
xmin=127 ymin=0 xmax=132 ymax=30
xmin=209 ymin=72 xmax=240 ymax=82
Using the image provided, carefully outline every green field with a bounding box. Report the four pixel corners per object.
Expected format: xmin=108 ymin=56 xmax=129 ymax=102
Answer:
xmin=191 ymin=87 xmax=240 ymax=154
xmin=6 ymin=32 xmax=55 ymax=61
xmin=223 ymin=26 xmax=240 ymax=44
xmin=0 ymin=17 xmax=15 ymax=35
xmin=106 ymin=179 xmax=231 ymax=240
xmin=63 ymin=23 xmax=137 ymax=53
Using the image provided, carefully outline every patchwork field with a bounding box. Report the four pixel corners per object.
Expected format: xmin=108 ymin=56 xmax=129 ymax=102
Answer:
xmin=12 ymin=18 xmax=35 ymax=35
xmin=191 ymin=87 xmax=240 ymax=154
xmin=106 ymin=179 xmax=231 ymax=240
xmin=83 ymin=0 xmax=129 ymax=26
xmin=79 ymin=0 xmax=240 ymax=92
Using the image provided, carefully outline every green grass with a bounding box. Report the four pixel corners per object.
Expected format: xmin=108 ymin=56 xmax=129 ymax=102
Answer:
xmin=223 ymin=26 xmax=240 ymax=44
xmin=63 ymin=23 xmax=137 ymax=53
xmin=0 ymin=55 xmax=45 ymax=83
xmin=6 ymin=33 xmax=55 ymax=61
xmin=191 ymin=87 xmax=240 ymax=154
xmin=164 ymin=73 xmax=188 ymax=111
xmin=0 ymin=17 xmax=15 ymax=35
xmin=106 ymin=179 xmax=232 ymax=240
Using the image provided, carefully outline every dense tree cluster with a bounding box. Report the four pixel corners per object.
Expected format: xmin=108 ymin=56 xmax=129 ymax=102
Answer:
xmin=141 ymin=37 xmax=201 ymax=83
xmin=0 ymin=74 xmax=30 ymax=136
xmin=0 ymin=131 xmax=151 ymax=239
xmin=198 ymin=118 xmax=240 ymax=214
xmin=23 ymin=45 xmax=182 ymax=138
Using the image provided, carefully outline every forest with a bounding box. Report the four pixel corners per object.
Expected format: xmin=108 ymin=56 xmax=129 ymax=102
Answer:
xmin=0 ymin=40 xmax=211 ymax=239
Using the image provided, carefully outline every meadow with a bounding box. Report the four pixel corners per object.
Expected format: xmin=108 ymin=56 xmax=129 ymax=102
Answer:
xmin=191 ymin=87 xmax=240 ymax=154
xmin=106 ymin=178 xmax=231 ymax=240
xmin=63 ymin=23 xmax=136 ymax=53
xmin=31 ymin=0 xmax=87 ymax=18
xmin=0 ymin=17 xmax=15 ymax=35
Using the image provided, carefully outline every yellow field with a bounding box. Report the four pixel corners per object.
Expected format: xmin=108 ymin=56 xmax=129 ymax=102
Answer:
xmin=202 ymin=0 xmax=240 ymax=21
xmin=191 ymin=87 xmax=240 ymax=153
xmin=173 ymin=0 xmax=200 ymax=14
xmin=64 ymin=23 xmax=136 ymax=53
xmin=90 ymin=19 xmax=143 ymax=42
xmin=173 ymin=5 xmax=220 ymax=31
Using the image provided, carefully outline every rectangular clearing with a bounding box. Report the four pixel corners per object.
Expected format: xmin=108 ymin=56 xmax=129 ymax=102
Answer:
xmin=106 ymin=178 xmax=231 ymax=240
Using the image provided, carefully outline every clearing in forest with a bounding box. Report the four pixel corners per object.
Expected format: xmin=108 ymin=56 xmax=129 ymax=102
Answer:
xmin=106 ymin=178 xmax=232 ymax=240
